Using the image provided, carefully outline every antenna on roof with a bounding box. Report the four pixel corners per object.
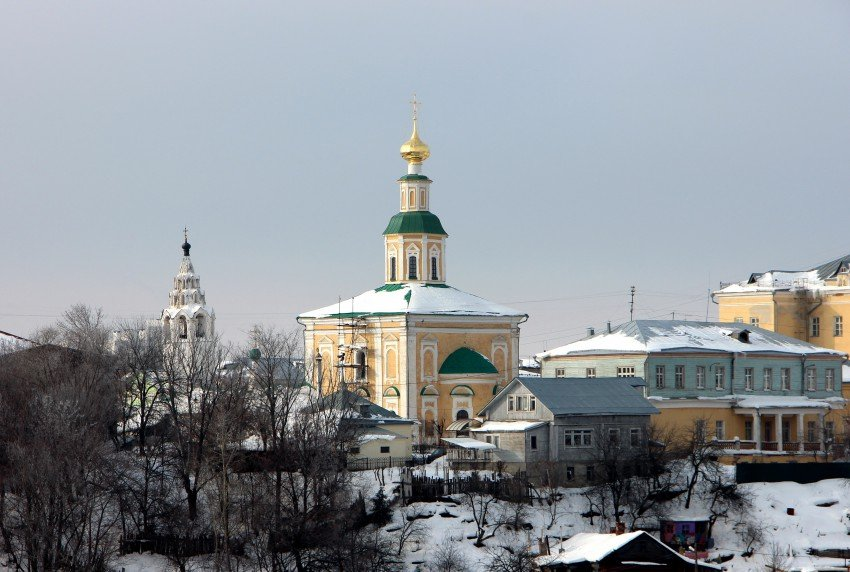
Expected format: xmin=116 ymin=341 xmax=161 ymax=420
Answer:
xmin=629 ymin=286 xmax=636 ymax=321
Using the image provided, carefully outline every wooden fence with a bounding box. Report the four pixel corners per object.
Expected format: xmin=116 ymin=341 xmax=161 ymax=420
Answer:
xmin=399 ymin=469 xmax=533 ymax=505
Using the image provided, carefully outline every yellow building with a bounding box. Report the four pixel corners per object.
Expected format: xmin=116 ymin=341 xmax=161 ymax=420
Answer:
xmin=298 ymin=108 xmax=527 ymax=443
xmin=714 ymin=254 xmax=850 ymax=455
xmin=713 ymin=254 xmax=850 ymax=354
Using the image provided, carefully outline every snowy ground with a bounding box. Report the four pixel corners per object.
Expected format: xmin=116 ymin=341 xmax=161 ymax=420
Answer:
xmin=110 ymin=461 xmax=850 ymax=571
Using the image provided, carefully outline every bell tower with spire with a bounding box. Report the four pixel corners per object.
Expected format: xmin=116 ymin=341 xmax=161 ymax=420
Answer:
xmin=383 ymin=97 xmax=448 ymax=284
xmin=161 ymin=229 xmax=215 ymax=341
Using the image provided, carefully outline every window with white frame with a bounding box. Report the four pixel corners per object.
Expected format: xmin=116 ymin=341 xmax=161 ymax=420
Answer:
xmin=696 ymin=366 xmax=705 ymax=389
xmin=825 ymin=421 xmax=835 ymax=441
xmin=586 ymin=368 xmax=596 ymax=378
xmin=564 ymin=428 xmax=593 ymax=447
xmin=806 ymin=367 xmax=817 ymax=391
xmin=826 ymin=368 xmax=835 ymax=391
xmin=714 ymin=366 xmax=726 ymax=390
xmin=807 ymin=420 xmax=816 ymax=442
xmin=675 ymin=365 xmax=685 ymax=389
xmin=430 ymin=256 xmax=439 ymax=281
xmin=655 ymin=365 xmax=665 ymax=389
xmin=811 ymin=316 xmax=820 ymax=337
xmin=715 ymin=420 xmax=725 ymax=440
xmin=696 ymin=419 xmax=707 ymax=442
xmin=512 ymin=395 xmax=536 ymax=411
xmin=781 ymin=368 xmax=791 ymax=390
xmin=750 ymin=317 xmax=760 ymax=327
xmin=617 ymin=366 xmax=635 ymax=378
xmin=763 ymin=368 xmax=773 ymax=391
xmin=485 ymin=435 xmax=500 ymax=447
xmin=734 ymin=317 xmax=744 ymax=323
xmin=835 ymin=316 xmax=843 ymax=337
xmin=555 ymin=368 xmax=566 ymax=378
xmin=744 ymin=368 xmax=754 ymax=391
xmin=630 ymin=428 xmax=640 ymax=447
xmin=608 ymin=428 xmax=620 ymax=444
xmin=407 ymin=255 xmax=418 ymax=280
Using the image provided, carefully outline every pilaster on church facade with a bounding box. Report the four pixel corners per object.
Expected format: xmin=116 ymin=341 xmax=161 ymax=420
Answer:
xmin=298 ymin=105 xmax=527 ymax=442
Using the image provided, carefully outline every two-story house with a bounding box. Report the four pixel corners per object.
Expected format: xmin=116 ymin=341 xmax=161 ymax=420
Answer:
xmin=462 ymin=376 xmax=658 ymax=483
xmin=537 ymin=320 xmax=847 ymax=460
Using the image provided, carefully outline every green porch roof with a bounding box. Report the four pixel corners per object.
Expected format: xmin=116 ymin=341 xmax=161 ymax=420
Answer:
xmin=439 ymin=347 xmax=498 ymax=375
xmin=383 ymin=211 xmax=448 ymax=236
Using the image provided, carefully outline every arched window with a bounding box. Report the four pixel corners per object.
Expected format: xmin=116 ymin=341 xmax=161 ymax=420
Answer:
xmin=163 ymin=316 xmax=172 ymax=340
xmin=178 ymin=316 xmax=188 ymax=339
xmin=408 ymin=255 xmax=418 ymax=280
xmin=355 ymin=350 xmax=366 ymax=380
xmin=431 ymin=257 xmax=438 ymax=281
xmin=389 ymin=257 xmax=397 ymax=281
xmin=401 ymin=191 xmax=407 ymax=210
xmin=420 ymin=189 xmax=426 ymax=209
xmin=456 ymin=410 xmax=469 ymax=421
xmin=196 ymin=315 xmax=205 ymax=338
xmin=409 ymin=189 xmax=416 ymax=208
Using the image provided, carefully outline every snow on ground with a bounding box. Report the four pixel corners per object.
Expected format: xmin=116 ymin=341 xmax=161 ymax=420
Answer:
xmin=109 ymin=465 xmax=850 ymax=571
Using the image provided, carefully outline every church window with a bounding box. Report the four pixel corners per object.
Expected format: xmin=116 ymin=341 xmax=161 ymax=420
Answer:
xmin=408 ymin=255 xmax=418 ymax=280
xmin=431 ymin=257 xmax=438 ymax=280
xmin=163 ymin=317 xmax=171 ymax=340
xmin=355 ymin=350 xmax=366 ymax=380
xmin=389 ymin=257 xmax=397 ymax=281
xmin=409 ymin=189 xmax=416 ymax=208
xmin=178 ymin=317 xmax=188 ymax=339
xmin=420 ymin=189 xmax=426 ymax=209
xmin=401 ymin=191 xmax=407 ymax=210
xmin=196 ymin=316 xmax=205 ymax=338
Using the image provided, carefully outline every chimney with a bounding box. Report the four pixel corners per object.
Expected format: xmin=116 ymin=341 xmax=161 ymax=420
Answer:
xmin=587 ymin=327 xmax=595 ymax=337
xmin=538 ymin=536 xmax=550 ymax=556
xmin=606 ymin=321 xmax=612 ymax=333
xmin=614 ymin=522 xmax=626 ymax=535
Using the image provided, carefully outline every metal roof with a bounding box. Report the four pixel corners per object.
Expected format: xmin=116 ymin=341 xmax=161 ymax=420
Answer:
xmin=509 ymin=377 xmax=658 ymax=417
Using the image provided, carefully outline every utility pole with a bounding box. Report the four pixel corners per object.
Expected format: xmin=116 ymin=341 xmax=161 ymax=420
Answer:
xmin=629 ymin=286 xmax=636 ymax=321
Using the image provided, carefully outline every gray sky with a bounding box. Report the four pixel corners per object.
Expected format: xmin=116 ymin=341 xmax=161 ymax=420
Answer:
xmin=2 ymin=1 xmax=850 ymax=356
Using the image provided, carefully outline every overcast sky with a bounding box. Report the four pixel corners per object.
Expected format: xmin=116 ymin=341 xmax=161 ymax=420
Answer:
xmin=2 ymin=1 xmax=850 ymax=356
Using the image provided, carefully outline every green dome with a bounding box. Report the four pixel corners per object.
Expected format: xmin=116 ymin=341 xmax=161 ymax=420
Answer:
xmin=439 ymin=347 xmax=498 ymax=375
xmin=383 ymin=211 xmax=447 ymax=236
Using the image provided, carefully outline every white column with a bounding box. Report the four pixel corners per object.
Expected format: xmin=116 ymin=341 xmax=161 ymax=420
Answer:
xmin=776 ymin=413 xmax=784 ymax=452
xmin=753 ymin=412 xmax=762 ymax=450
xmin=797 ymin=414 xmax=805 ymax=452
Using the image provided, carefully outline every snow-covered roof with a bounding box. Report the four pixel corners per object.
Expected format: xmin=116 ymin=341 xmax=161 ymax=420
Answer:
xmin=537 ymin=531 xmax=722 ymax=569
xmin=715 ymin=253 xmax=850 ymax=294
xmin=537 ymin=320 xmax=845 ymax=360
xmin=735 ymin=396 xmax=837 ymax=410
xmin=441 ymin=437 xmax=496 ymax=450
xmin=299 ymin=283 xmax=526 ymax=319
xmin=470 ymin=421 xmax=546 ymax=432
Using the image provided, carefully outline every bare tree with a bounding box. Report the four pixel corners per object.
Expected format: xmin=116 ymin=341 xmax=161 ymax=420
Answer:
xmin=532 ymin=461 xmax=569 ymax=530
xmin=486 ymin=542 xmax=536 ymax=572
xmin=427 ymin=538 xmax=471 ymax=572
xmin=393 ymin=506 xmax=430 ymax=556
xmin=764 ymin=540 xmax=790 ymax=572
xmin=739 ymin=521 xmax=764 ymax=557
xmin=678 ymin=417 xmax=723 ymax=510
xmin=460 ymin=473 xmax=507 ymax=547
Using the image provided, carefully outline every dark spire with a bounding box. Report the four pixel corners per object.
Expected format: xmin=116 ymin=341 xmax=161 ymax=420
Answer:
xmin=182 ymin=227 xmax=191 ymax=256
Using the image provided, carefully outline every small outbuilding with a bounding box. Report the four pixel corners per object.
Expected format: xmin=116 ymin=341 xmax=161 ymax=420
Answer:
xmin=536 ymin=530 xmax=721 ymax=571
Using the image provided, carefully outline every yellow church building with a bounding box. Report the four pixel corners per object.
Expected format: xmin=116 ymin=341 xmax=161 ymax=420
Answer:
xmin=298 ymin=108 xmax=527 ymax=442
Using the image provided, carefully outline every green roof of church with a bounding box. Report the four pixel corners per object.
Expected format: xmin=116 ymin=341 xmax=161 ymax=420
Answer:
xmin=383 ymin=211 xmax=448 ymax=236
xmin=398 ymin=174 xmax=431 ymax=181
xmin=439 ymin=347 xmax=498 ymax=375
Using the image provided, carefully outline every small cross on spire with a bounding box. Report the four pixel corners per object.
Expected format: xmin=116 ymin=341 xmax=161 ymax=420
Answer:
xmin=410 ymin=94 xmax=420 ymax=121
xmin=183 ymin=227 xmax=188 ymax=243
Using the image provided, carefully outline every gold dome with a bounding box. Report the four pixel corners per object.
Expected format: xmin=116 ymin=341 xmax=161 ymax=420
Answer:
xmin=400 ymin=117 xmax=430 ymax=164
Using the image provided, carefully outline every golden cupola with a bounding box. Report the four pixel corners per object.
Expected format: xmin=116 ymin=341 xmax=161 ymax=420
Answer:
xmin=400 ymin=118 xmax=430 ymax=165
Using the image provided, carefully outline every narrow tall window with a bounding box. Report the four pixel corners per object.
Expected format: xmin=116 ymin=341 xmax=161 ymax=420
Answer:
xmin=420 ymin=189 xmax=426 ymax=209
xmin=715 ymin=420 xmax=725 ymax=440
xmin=714 ymin=366 xmax=725 ymax=390
xmin=696 ymin=366 xmax=706 ymax=389
xmin=655 ymin=365 xmax=665 ymax=389
xmin=781 ymin=368 xmax=791 ymax=390
xmin=811 ymin=316 xmax=820 ymax=337
xmin=744 ymin=368 xmax=754 ymax=391
xmin=196 ymin=316 xmax=205 ymax=338
xmin=806 ymin=367 xmax=817 ymax=391
xmin=409 ymin=189 xmax=415 ymax=208
xmin=431 ymin=256 xmax=438 ymax=280
xmin=630 ymin=428 xmax=640 ymax=447
xmin=826 ymin=368 xmax=835 ymax=391
xmin=675 ymin=365 xmax=685 ymax=389
xmin=835 ymin=316 xmax=843 ymax=337
xmin=408 ymin=255 xmax=418 ymax=280
xmin=356 ymin=351 xmax=366 ymax=380
xmin=763 ymin=368 xmax=773 ymax=391
xmin=389 ymin=257 xmax=396 ymax=281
